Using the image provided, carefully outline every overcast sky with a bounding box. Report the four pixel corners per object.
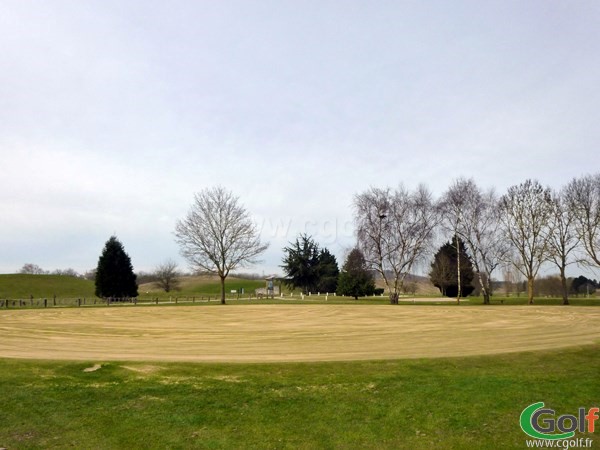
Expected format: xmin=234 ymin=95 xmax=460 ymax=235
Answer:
xmin=1 ymin=1 xmax=599 ymax=276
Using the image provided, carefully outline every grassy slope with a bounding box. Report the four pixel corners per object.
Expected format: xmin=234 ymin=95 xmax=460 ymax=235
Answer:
xmin=0 ymin=274 xmax=265 ymax=301
xmin=139 ymin=276 xmax=265 ymax=297
xmin=0 ymin=345 xmax=598 ymax=449
xmin=0 ymin=274 xmax=96 ymax=299
xmin=3 ymin=274 xmax=598 ymax=305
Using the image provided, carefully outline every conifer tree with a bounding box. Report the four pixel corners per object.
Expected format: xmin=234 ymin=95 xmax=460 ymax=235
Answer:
xmin=95 ymin=236 xmax=138 ymax=299
xmin=281 ymin=234 xmax=340 ymax=294
xmin=317 ymin=248 xmax=340 ymax=293
xmin=337 ymin=248 xmax=375 ymax=299
xmin=429 ymin=236 xmax=475 ymax=298
xmin=281 ymin=234 xmax=322 ymax=294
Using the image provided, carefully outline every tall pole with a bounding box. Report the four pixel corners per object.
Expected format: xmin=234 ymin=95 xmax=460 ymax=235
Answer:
xmin=456 ymin=233 xmax=461 ymax=304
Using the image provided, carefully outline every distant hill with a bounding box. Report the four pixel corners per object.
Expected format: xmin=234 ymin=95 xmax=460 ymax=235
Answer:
xmin=0 ymin=274 xmax=267 ymax=300
xmin=374 ymin=273 xmax=439 ymax=296
xmin=138 ymin=275 xmax=265 ymax=296
xmin=0 ymin=272 xmax=438 ymax=300
xmin=0 ymin=274 xmax=96 ymax=299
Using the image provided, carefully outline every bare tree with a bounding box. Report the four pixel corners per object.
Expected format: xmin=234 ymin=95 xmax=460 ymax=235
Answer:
xmin=501 ymin=264 xmax=512 ymax=297
xmin=19 ymin=263 xmax=47 ymax=275
xmin=439 ymin=184 xmax=465 ymax=303
xmin=154 ymin=259 xmax=181 ymax=293
xmin=442 ymin=179 xmax=507 ymax=304
xmin=174 ymin=186 xmax=269 ymax=304
xmin=502 ymin=260 xmax=524 ymax=297
xmin=565 ymin=173 xmax=600 ymax=268
xmin=52 ymin=268 xmax=80 ymax=277
xmin=547 ymin=189 xmax=581 ymax=304
xmin=499 ymin=179 xmax=553 ymax=304
xmin=354 ymin=184 xmax=438 ymax=304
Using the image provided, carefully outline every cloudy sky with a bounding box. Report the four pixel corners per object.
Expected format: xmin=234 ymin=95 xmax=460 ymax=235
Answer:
xmin=1 ymin=1 xmax=599 ymax=275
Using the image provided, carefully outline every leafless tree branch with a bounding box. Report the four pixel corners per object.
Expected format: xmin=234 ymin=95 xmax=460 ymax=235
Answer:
xmin=174 ymin=186 xmax=269 ymax=304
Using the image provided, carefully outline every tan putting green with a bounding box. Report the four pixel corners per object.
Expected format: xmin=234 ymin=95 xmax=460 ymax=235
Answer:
xmin=1 ymin=305 xmax=598 ymax=362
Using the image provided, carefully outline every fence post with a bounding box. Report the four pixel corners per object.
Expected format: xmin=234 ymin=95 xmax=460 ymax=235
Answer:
xmin=44 ymin=298 xmax=47 ymax=308
xmin=78 ymin=298 xmax=81 ymax=307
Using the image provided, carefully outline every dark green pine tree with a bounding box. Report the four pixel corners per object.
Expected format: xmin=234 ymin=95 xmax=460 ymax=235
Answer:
xmin=337 ymin=248 xmax=375 ymax=299
xmin=281 ymin=234 xmax=321 ymax=294
xmin=95 ymin=236 xmax=138 ymax=299
xmin=316 ymin=248 xmax=339 ymax=293
xmin=429 ymin=236 xmax=475 ymax=298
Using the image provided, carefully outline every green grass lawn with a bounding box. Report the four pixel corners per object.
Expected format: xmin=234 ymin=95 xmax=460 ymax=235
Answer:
xmin=3 ymin=274 xmax=598 ymax=307
xmin=0 ymin=274 xmax=267 ymax=303
xmin=0 ymin=274 xmax=96 ymax=299
xmin=1 ymin=345 xmax=598 ymax=449
xmin=139 ymin=278 xmax=266 ymax=300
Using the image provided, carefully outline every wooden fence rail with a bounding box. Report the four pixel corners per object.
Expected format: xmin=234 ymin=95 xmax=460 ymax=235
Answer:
xmin=0 ymin=293 xmax=276 ymax=310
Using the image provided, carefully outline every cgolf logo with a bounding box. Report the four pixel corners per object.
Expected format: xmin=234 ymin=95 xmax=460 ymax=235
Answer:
xmin=520 ymin=402 xmax=599 ymax=440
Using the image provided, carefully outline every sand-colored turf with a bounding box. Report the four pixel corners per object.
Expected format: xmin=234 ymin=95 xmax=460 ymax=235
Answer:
xmin=1 ymin=305 xmax=598 ymax=362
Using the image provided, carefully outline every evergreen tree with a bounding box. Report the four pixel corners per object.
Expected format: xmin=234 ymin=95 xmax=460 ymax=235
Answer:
xmin=337 ymin=248 xmax=375 ymax=299
xmin=570 ymin=276 xmax=597 ymax=296
xmin=281 ymin=235 xmax=340 ymax=294
xmin=95 ymin=236 xmax=138 ymax=299
xmin=429 ymin=236 xmax=475 ymax=298
xmin=316 ymin=248 xmax=339 ymax=293
xmin=281 ymin=234 xmax=321 ymax=293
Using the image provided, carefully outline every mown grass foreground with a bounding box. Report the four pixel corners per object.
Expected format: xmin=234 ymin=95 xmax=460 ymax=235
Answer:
xmin=2 ymin=305 xmax=600 ymax=361
xmin=1 ymin=345 xmax=599 ymax=449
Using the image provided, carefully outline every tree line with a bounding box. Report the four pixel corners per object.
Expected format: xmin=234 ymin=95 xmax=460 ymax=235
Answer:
xmin=20 ymin=175 xmax=599 ymax=305
xmin=354 ymin=174 xmax=600 ymax=305
xmin=280 ymin=234 xmax=379 ymax=299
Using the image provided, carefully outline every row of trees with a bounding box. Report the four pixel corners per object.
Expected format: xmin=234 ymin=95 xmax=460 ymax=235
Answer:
xmin=280 ymin=234 xmax=340 ymax=294
xmin=427 ymin=238 xmax=599 ymax=299
xmin=501 ymin=274 xmax=598 ymax=298
xmin=354 ymin=174 xmax=600 ymax=304
xmin=19 ymin=263 xmax=81 ymax=277
xmin=33 ymin=175 xmax=599 ymax=305
xmin=280 ymin=235 xmax=377 ymax=299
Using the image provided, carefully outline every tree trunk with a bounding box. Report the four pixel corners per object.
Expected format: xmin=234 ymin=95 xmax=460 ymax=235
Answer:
xmin=560 ymin=268 xmax=569 ymax=305
xmin=482 ymin=291 xmax=490 ymax=305
xmin=390 ymin=277 xmax=400 ymax=304
xmin=220 ymin=276 xmax=226 ymax=305
xmin=527 ymin=277 xmax=535 ymax=304
xmin=478 ymin=272 xmax=490 ymax=305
